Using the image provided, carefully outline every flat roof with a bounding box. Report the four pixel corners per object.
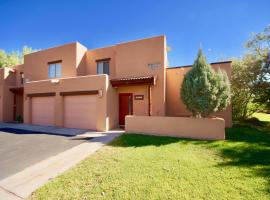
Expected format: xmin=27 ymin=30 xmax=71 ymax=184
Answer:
xmin=168 ymin=61 xmax=232 ymax=69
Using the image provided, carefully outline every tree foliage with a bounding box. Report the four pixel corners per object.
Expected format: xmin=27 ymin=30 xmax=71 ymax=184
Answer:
xmin=232 ymin=25 xmax=270 ymax=120
xmin=0 ymin=46 xmax=36 ymax=68
xmin=232 ymin=55 xmax=265 ymax=120
xmin=181 ymin=49 xmax=231 ymax=118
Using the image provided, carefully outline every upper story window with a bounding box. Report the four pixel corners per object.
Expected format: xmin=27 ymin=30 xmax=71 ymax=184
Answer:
xmin=96 ymin=58 xmax=110 ymax=75
xmin=48 ymin=60 xmax=62 ymax=78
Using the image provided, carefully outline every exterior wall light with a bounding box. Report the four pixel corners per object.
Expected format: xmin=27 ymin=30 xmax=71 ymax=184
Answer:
xmin=98 ymin=89 xmax=103 ymax=97
xmin=51 ymin=79 xmax=60 ymax=84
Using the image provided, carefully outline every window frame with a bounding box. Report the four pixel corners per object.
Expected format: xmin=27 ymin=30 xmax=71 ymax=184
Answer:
xmin=48 ymin=60 xmax=62 ymax=79
xmin=96 ymin=58 xmax=110 ymax=75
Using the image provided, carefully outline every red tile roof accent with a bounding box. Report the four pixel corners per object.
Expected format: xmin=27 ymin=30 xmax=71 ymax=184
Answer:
xmin=110 ymin=76 xmax=155 ymax=87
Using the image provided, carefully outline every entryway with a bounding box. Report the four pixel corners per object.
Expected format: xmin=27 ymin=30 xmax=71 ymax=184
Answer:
xmin=9 ymin=87 xmax=24 ymax=122
xmin=119 ymin=93 xmax=133 ymax=126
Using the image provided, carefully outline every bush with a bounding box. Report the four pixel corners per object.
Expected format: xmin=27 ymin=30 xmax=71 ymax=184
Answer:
xmin=16 ymin=115 xmax=23 ymax=123
xmin=181 ymin=49 xmax=231 ymax=118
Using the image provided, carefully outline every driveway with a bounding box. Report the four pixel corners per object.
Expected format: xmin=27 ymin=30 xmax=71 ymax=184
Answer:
xmin=0 ymin=128 xmax=87 ymax=180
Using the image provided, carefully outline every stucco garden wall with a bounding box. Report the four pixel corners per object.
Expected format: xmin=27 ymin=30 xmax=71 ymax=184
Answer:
xmin=125 ymin=116 xmax=225 ymax=140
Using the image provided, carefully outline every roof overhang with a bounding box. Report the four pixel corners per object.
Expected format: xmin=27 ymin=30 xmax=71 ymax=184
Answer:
xmin=110 ymin=76 xmax=156 ymax=87
xmin=9 ymin=87 xmax=24 ymax=95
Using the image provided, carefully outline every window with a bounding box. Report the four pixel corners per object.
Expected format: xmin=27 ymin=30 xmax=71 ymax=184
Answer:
xmin=96 ymin=60 xmax=110 ymax=75
xmin=48 ymin=62 xmax=62 ymax=78
xmin=20 ymin=72 xmax=24 ymax=84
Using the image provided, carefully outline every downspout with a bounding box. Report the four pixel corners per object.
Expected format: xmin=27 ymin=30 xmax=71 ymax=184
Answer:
xmin=148 ymin=85 xmax=152 ymax=116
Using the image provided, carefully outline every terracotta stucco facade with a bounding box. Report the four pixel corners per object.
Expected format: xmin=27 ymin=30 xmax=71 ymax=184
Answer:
xmin=126 ymin=116 xmax=225 ymax=140
xmin=166 ymin=62 xmax=232 ymax=127
xmin=0 ymin=35 xmax=232 ymax=131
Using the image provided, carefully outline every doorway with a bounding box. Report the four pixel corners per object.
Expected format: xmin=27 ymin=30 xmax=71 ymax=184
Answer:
xmin=119 ymin=93 xmax=133 ymax=126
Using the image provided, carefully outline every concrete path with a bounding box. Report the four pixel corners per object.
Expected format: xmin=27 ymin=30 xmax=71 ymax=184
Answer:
xmin=0 ymin=123 xmax=124 ymax=199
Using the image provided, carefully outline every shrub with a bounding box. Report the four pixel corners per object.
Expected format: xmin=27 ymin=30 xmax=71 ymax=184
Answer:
xmin=180 ymin=49 xmax=231 ymax=118
xmin=16 ymin=115 xmax=23 ymax=123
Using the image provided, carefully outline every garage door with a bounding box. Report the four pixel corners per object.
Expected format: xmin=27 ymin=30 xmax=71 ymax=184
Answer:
xmin=32 ymin=97 xmax=55 ymax=126
xmin=64 ymin=95 xmax=97 ymax=130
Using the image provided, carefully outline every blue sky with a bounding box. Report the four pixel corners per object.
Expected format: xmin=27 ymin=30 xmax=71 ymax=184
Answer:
xmin=0 ymin=0 xmax=269 ymax=67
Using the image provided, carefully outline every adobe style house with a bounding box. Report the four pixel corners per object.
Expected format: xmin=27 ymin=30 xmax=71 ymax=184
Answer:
xmin=0 ymin=36 xmax=232 ymax=131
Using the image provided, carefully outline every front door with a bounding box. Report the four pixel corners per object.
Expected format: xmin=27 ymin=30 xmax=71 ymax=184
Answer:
xmin=119 ymin=93 xmax=133 ymax=126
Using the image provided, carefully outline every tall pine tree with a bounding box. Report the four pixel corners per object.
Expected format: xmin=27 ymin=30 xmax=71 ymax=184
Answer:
xmin=181 ymin=49 xmax=230 ymax=118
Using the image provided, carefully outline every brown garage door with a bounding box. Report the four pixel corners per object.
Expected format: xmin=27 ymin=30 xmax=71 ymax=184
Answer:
xmin=32 ymin=97 xmax=55 ymax=126
xmin=64 ymin=95 xmax=97 ymax=130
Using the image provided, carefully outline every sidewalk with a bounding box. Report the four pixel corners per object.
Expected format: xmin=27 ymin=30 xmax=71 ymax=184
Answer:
xmin=0 ymin=129 xmax=123 ymax=199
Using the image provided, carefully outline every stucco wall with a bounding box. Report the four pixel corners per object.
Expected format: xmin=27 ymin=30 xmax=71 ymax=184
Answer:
xmin=23 ymin=42 xmax=87 ymax=82
xmin=86 ymin=36 xmax=167 ymax=116
xmin=24 ymin=74 xmax=111 ymax=131
xmin=125 ymin=116 xmax=225 ymax=140
xmin=76 ymin=43 xmax=88 ymax=76
xmin=0 ymin=68 xmax=17 ymax=122
xmin=106 ymin=83 xmax=118 ymax=130
xmin=86 ymin=46 xmax=116 ymax=78
xmin=0 ymin=36 xmax=167 ymax=127
xmin=166 ymin=62 xmax=232 ymax=127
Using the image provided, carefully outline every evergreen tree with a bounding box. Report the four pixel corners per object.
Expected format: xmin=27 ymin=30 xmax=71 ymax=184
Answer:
xmin=181 ymin=49 xmax=231 ymax=118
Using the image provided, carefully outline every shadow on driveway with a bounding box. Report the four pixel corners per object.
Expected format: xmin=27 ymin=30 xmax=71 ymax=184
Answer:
xmin=0 ymin=128 xmax=94 ymax=180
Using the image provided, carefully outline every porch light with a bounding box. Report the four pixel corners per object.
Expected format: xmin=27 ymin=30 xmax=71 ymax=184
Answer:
xmin=98 ymin=89 xmax=103 ymax=97
xmin=51 ymin=79 xmax=60 ymax=84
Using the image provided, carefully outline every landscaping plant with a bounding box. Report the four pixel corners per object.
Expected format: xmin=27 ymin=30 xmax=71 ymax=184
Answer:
xmin=181 ymin=49 xmax=231 ymax=118
xmin=0 ymin=46 xmax=37 ymax=68
xmin=232 ymin=25 xmax=270 ymax=120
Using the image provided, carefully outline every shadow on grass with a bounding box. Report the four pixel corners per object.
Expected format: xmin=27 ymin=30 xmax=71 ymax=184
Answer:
xmin=109 ymin=133 xmax=193 ymax=147
xmin=110 ymin=125 xmax=270 ymax=195
xmin=217 ymin=125 xmax=270 ymax=195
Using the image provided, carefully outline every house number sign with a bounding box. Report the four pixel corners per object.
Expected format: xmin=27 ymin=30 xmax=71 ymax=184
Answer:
xmin=134 ymin=95 xmax=144 ymax=100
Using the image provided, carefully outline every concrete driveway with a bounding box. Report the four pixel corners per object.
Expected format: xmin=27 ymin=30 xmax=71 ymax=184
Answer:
xmin=0 ymin=123 xmax=123 ymax=199
xmin=0 ymin=127 xmax=87 ymax=180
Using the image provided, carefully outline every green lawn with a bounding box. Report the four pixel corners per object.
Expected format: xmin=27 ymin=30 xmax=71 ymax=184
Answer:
xmin=31 ymin=114 xmax=270 ymax=200
xmin=253 ymin=112 xmax=270 ymax=122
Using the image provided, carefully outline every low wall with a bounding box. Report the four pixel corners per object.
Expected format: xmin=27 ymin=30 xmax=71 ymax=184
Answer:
xmin=125 ymin=116 xmax=225 ymax=140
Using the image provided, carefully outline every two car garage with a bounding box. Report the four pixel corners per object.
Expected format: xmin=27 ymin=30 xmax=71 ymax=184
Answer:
xmin=31 ymin=95 xmax=97 ymax=130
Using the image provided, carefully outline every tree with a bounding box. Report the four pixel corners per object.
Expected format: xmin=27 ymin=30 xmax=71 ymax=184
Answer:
xmin=181 ymin=49 xmax=231 ymax=118
xmin=231 ymin=25 xmax=270 ymax=120
xmin=0 ymin=46 xmax=37 ymax=68
xmin=231 ymin=55 xmax=265 ymax=120
xmin=245 ymin=25 xmax=270 ymax=111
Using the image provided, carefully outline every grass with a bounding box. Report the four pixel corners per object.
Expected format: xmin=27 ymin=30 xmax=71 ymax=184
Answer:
xmin=253 ymin=112 xmax=270 ymax=123
xmin=31 ymin=114 xmax=270 ymax=200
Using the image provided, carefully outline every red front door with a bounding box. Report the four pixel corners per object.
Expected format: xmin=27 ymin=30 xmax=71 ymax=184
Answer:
xmin=119 ymin=93 xmax=133 ymax=126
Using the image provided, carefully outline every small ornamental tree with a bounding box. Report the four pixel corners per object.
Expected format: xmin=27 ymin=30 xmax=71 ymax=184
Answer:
xmin=180 ymin=49 xmax=231 ymax=118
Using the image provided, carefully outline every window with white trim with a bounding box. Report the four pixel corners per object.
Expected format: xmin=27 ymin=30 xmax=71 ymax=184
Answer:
xmin=48 ymin=62 xmax=62 ymax=78
xmin=97 ymin=60 xmax=110 ymax=75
